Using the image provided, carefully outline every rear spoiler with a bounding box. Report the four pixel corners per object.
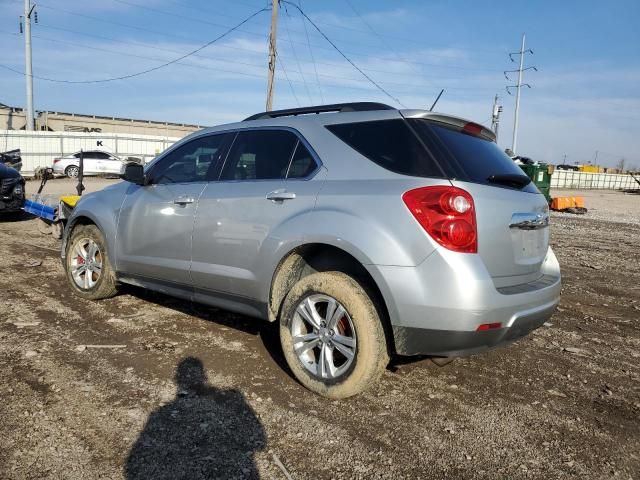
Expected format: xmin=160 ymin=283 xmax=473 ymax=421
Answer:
xmin=401 ymin=110 xmax=497 ymax=142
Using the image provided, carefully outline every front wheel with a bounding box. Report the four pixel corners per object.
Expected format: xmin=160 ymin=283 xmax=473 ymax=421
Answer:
xmin=279 ymin=271 xmax=389 ymax=398
xmin=65 ymin=224 xmax=118 ymax=300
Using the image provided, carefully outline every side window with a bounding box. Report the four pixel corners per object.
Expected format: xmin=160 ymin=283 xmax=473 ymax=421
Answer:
xmin=220 ymin=130 xmax=297 ymax=181
xmin=149 ymin=134 xmax=230 ymax=185
xmin=287 ymin=142 xmax=317 ymax=179
xmin=94 ymin=152 xmax=111 ymax=159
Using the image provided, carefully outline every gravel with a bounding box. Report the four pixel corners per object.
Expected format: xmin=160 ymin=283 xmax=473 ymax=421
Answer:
xmin=1 ymin=188 xmax=638 ymax=479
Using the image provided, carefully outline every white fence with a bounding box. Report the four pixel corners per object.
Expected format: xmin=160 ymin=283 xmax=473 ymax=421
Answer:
xmin=1 ymin=130 xmax=183 ymax=175
xmin=551 ymin=170 xmax=639 ymax=190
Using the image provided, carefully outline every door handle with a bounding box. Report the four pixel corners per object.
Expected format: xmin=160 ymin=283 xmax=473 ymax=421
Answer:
xmin=509 ymin=212 xmax=549 ymax=230
xmin=266 ymin=190 xmax=296 ymax=201
xmin=173 ymin=196 xmax=195 ymax=205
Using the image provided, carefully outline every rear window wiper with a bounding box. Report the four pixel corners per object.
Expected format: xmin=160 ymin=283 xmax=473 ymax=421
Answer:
xmin=487 ymin=173 xmax=531 ymax=189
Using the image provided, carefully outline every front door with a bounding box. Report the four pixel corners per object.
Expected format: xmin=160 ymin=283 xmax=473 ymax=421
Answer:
xmin=115 ymin=133 xmax=232 ymax=286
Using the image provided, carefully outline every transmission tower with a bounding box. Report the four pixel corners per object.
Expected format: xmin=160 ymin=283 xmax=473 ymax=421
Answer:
xmin=505 ymin=34 xmax=536 ymax=155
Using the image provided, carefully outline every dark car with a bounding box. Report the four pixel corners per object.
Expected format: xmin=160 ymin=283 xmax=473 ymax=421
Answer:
xmin=1 ymin=149 xmax=23 ymax=172
xmin=0 ymin=163 xmax=26 ymax=214
xmin=556 ymin=164 xmax=579 ymax=171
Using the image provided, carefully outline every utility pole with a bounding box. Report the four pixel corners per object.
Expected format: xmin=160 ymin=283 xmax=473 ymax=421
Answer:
xmin=490 ymin=94 xmax=502 ymax=141
xmin=265 ymin=0 xmax=279 ymax=111
xmin=23 ymin=0 xmax=36 ymax=130
xmin=505 ymin=34 xmax=536 ymax=155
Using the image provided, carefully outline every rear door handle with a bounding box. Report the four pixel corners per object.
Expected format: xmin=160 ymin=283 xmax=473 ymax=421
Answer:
xmin=173 ymin=195 xmax=195 ymax=205
xmin=509 ymin=213 xmax=549 ymax=230
xmin=266 ymin=190 xmax=296 ymax=201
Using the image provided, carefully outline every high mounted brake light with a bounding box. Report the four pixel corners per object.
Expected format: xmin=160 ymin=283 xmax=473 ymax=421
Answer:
xmin=402 ymin=186 xmax=477 ymax=253
xmin=462 ymin=122 xmax=483 ymax=136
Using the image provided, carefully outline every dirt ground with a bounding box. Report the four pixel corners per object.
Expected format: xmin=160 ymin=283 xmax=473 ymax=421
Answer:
xmin=1 ymin=181 xmax=639 ymax=479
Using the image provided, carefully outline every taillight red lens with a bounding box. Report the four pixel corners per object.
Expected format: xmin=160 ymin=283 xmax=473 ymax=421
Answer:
xmin=402 ymin=186 xmax=477 ymax=253
xmin=53 ymin=158 xmax=61 ymax=164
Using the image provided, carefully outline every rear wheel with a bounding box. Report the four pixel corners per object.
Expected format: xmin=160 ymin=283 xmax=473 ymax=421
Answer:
xmin=279 ymin=271 xmax=389 ymax=398
xmin=65 ymin=165 xmax=79 ymax=178
xmin=65 ymin=225 xmax=117 ymax=300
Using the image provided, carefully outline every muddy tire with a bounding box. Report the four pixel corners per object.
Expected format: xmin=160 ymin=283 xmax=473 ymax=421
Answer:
xmin=65 ymin=224 xmax=117 ymax=300
xmin=279 ymin=271 xmax=389 ymax=399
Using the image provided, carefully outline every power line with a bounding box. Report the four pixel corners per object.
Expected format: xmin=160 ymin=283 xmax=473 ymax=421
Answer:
xmin=276 ymin=49 xmax=302 ymax=107
xmin=150 ymin=0 xmax=506 ymax=58
xmin=298 ymin=0 xmax=324 ymax=103
xmin=35 ymin=2 xmax=500 ymax=73
xmin=281 ymin=0 xmax=406 ymax=108
xmin=32 ymin=22 xmax=498 ymax=86
xmin=0 ymin=29 xmax=502 ymax=96
xmin=343 ymin=0 xmax=431 ymax=85
xmin=0 ymin=6 xmax=269 ymax=84
xmin=282 ymin=3 xmax=313 ymax=104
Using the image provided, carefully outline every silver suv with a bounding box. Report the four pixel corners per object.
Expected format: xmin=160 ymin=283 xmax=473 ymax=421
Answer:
xmin=61 ymin=103 xmax=561 ymax=398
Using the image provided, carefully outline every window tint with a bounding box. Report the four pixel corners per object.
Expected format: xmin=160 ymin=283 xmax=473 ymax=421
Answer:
xmin=220 ymin=130 xmax=297 ymax=181
xmin=149 ymin=134 xmax=229 ymax=184
xmin=326 ymin=119 xmax=443 ymax=178
xmin=409 ymin=119 xmax=536 ymax=191
xmin=287 ymin=142 xmax=317 ymax=179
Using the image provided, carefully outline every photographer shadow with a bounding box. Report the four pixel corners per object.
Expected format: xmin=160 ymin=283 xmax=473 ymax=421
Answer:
xmin=125 ymin=357 xmax=265 ymax=480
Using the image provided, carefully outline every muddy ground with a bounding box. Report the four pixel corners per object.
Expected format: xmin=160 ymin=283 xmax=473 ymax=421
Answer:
xmin=1 ymin=182 xmax=639 ymax=479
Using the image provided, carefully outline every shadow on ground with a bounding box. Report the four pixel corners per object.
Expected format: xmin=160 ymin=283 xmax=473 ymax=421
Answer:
xmin=125 ymin=357 xmax=265 ymax=480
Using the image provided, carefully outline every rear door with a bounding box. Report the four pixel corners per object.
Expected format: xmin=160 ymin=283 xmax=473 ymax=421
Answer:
xmin=76 ymin=152 xmax=100 ymax=174
xmin=410 ymin=118 xmax=549 ymax=287
xmin=191 ymin=129 xmax=322 ymax=302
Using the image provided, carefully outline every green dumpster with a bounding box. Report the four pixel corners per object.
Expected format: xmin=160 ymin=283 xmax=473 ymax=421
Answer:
xmin=519 ymin=163 xmax=552 ymax=202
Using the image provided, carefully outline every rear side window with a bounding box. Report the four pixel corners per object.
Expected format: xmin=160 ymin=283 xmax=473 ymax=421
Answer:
xmin=287 ymin=142 xmax=317 ymax=179
xmin=220 ymin=130 xmax=298 ymax=181
xmin=409 ymin=119 xmax=535 ymax=190
xmin=326 ymin=119 xmax=443 ymax=178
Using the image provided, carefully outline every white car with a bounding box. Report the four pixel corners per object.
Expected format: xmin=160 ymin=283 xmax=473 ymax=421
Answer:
xmin=53 ymin=151 xmax=124 ymax=178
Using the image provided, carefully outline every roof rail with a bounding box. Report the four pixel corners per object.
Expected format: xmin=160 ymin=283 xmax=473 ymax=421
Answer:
xmin=243 ymin=102 xmax=395 ymax=121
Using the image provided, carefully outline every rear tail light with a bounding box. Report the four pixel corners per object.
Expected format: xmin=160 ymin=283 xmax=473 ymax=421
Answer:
xmin=402 ymin=186 xmax=477 ymax=253
xmin=53 ymin=158 xmax=61 ymax=164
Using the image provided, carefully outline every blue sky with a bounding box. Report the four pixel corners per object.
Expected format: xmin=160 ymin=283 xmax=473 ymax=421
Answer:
xmin=1 ymin=0 xmax=639 ymax=167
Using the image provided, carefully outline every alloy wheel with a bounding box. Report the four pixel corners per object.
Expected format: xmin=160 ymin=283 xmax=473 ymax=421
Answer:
xmin=290 ymin=294 xmax=357 ymax=380
xmin=70 ymin=238 xmax=103 ymax=290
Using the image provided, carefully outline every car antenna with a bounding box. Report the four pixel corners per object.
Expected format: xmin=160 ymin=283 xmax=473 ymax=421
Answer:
xmin=429 ymin=89 xmax=445 ymax=111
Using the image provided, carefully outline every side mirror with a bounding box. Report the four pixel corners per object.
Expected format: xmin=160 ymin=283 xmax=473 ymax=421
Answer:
xmin=122 ymin=163 xmax=145 ymax=185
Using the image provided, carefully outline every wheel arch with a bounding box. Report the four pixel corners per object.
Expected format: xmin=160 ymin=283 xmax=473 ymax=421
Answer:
xmin=268 ymin=242 xmax=396 ymax=352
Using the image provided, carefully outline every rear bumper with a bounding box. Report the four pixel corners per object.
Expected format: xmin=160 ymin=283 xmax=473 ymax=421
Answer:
xmin=367 ymin=246 xmax=561 ymax=357
xmin=392 ymin=297 xmax=557 ymax=356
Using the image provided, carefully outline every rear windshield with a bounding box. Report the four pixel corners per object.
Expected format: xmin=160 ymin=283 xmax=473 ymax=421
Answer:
xmin=327 ymin=118 xmax=535 ymax=191
xmin=409 ymin=119 xmax=535 ymax=191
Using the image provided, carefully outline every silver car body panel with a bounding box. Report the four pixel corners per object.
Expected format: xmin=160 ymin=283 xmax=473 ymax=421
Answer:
xmin=62 ymin=107 xmax=561 ymax=357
